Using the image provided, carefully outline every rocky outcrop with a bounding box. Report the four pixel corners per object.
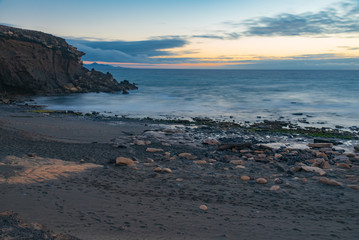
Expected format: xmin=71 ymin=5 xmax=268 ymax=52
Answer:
xmin=0 ymin=25 xmax=137 ymax=97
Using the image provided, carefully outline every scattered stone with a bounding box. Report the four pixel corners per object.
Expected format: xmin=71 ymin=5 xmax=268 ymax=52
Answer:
xmin=146 ymin=158 xmax=154 ymax=163
xmin=256 ymin=178 xmax=268 ymax=184
xmin=319 ymin=177 xmax=342 ymax=186
xmin=178 ymin=153 xmax=197 ymax=160
xmin=115 ymin=157 xmax=135 ymax=166
xmin=194 ymin=160 xmax=207 ymax=164
xmin=308 ymin=143 xmax=333 ymax=148
xmin=347 ymin=185 xmax=359 ymax=190
xmin=134 ymin=140 xmax=146 ymax=146
xmin=230 ymin=160 xmax=244 ymax=165
xmin=169 ymin=156 xmax=177 ymax=160
xmin=270 ymin=185 xmax=280 ymax=191
xmin=176 ymin=178 xmax=184 ymax=182
xmin=235 ymin=165 xmax=245 ymax=169
xmin=146 ymin=148 xmax=163 ymax=153
xmin=302 ymin=178 xmax=307 ymax=183
xmin=163 ymin=168 xmax=172 ymax=173
xmin=154 ymin=167 xmax=162 ymax=172
xmin=218 ymin=142 xmax=252 ymax=151
xmin=241 ymin=176 xmax=251 ymax=181
xmin=203 ymin=138 xmax=220 ymax=145
xmin=199 ymin=205 xmax=208 ymax=211
xmin=301 ymin=166 xmax=326 ymax=176
xmin=337 ymin=163 xmax=351 ymax=169
xmin=164 ymin=152 xmax=171 ymax=158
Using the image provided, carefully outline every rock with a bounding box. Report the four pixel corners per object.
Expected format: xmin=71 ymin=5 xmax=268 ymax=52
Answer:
xmin=218 ymin=142 xmax=252 ymax=151
xmin=199 ymin=205 xmax=208 ymax=211
xmin=0 ymin=25 xmax=137 ymax=96
xmin=154 ymin=167 xmax=162 ymax=172
xmin=163 ymin=168 xmax=172 ymax=173
xmin=337 ymin=163 xmax=351 ymax=169
xmin=301 ymin=166 xmax=326 ymax=176
xmin=115 ymin=157 xmax=135 ymax=166
xmin=235 ymin=165 xmax=245 ymax=169
xmin=178 ymin=153 xmax=197 ymax=160
xmin=308 ymin=143 xmax=333 ymax=148
xmin=319 ymin=177 xmax=342 ymax=186
xmin=270 ymin=185 xmax=280 ymax=191
xmin=256 ymin=178 xmax=267 ymax=184
xmin=203 ymin=138 xmax=220 ymax=145
xmin=176 ymin=178 xmax=184 ymax=182
xmin=146 ymin=158 xmax=154 ymax=163
xmin=169 ymin=156 xmax=177 ymax=160
xmin=230 ymin=160 xmax=244 ymax=165
xmin=134 ymin=140 xmax=147 ymax=146
xmin=194 ymin=160 xmax=207 ymax=164
xmin=164 ymin=152 xmax=171 ymax=158
xmin=146 ymin=148 xmax=164 ymax=153
xmin=347 ymin=185 xmax=359 ymax=190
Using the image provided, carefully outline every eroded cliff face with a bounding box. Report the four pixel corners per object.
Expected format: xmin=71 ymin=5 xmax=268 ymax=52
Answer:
xmin=0 ymin=25 xmax=137 ymax=96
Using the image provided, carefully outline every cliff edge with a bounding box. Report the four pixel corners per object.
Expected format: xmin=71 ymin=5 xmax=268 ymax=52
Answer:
xmin=0 ymin=25 xmax=137 ymax=96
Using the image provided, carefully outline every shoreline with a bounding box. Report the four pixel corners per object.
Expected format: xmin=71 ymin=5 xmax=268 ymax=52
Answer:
xmin=1 ymin=103 xmax=359 ymax=239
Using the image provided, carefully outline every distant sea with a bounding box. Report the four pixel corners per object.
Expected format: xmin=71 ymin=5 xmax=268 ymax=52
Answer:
xmin=32 ymin=69 xmax=359 ymax=130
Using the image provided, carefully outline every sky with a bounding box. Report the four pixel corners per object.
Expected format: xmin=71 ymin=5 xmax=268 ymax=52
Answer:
xmin=0 ymin=0 xmax=359 ymax=69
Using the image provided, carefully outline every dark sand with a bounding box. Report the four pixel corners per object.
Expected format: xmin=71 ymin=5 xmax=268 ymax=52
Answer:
xmin=1 ymin=104 xmax=359 ymax=240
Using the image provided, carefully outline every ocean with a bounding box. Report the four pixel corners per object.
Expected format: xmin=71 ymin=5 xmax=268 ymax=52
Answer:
xmin=32 ymin=69 xmax=359 ymax=130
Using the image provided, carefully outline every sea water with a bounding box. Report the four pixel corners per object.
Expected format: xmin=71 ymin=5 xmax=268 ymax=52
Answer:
xmin=32 ymin=69 xmax=359 ymax=129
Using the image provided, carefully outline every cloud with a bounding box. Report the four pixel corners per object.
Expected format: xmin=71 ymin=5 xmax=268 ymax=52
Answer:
xmin=68 ymin=37 xmax=188 ymax=63
xmin=241 ymin=0 xmax=359 ymax=37
xmin=192 ymin=32 xmax=240 ymax=40
xmin=234 ymin=54 xmax=359 ymax=70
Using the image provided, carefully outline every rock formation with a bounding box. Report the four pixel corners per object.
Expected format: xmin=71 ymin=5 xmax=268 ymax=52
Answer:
xmin=0 ymin=25 xmax=137 ymax=96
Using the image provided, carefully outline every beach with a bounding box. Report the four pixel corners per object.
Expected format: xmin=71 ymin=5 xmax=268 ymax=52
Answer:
xmin=1 ymin=103 xmax=359 ymax=240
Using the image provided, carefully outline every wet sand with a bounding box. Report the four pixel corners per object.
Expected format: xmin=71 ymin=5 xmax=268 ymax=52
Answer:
xmin=1 ymin=104 xmax=359 ymax=240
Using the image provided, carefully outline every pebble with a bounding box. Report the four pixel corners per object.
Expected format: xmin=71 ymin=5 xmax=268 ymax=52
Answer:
xmin=115 ymin=157 xmax=136 ymax=166
xmin=154 ymin=167 xmax=162 ymax=172
xmin=194 ymin=160 xmax=207 ymax=164
xmin=274 ymin=178 xmax=283 ymax=184
xmin=146 ymin=158 xmax=154 ymax=163
xmin=208 ymin=159 xmax=217 ymax=163
xmin=270 ymin=185 xmax=280 ymax=191
xmin=308 ymin=143 xmax=333 ymax=148
xmin=274 ymin=154 xmax=282 ymax=159
xmin=319 ymin=177 xmax=342 ymax=186
xmin=146 ymin=148 xmax=164 ymax=153
xmin=199 ymin=205 xmax=208 ymax=211
xmin=203 ymin=138 xmax=220 ymax=145
xmin=347 ymin=185 xmax=359 ymax=190
xmin=337 ymin=163 xmax=351 ymax=169
xmin=178 ymin=153 xmax=198 ymax=160
xmin=133 ymin=140 xmax=146 ymax=146
xmin=240 ymin=176 xmax=250 ymax=181
xmin=301 ymin=166 xmax=326 ymax=176
xmin=164 ymin=152 xmax=171 ymax=158
xmin=230 ymin=160 xmax=244 ymax=165
xmin=176 ymin=178 xmax=184 ymax=182
xmin=235 ymin=165 xmax=245 ymax=169
xmin=163 ymin=168 xmax=172 ymax=173
xmin=256 ymin=178 xmax=268 ymax=184
xmin=302 ymin=178 xmax=307 ymax=183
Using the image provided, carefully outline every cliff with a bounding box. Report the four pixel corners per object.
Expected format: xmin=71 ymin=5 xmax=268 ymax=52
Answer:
xmin=0 ymin=25 xmax=137 ymax=97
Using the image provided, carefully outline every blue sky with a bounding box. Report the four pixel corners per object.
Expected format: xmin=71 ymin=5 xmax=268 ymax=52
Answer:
xmin=1 ymin=0 xmax=359 ymax=69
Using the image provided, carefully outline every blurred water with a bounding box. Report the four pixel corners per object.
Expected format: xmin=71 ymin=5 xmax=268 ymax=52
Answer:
xmin=32 ymin=69 xmax=359 ymax=129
